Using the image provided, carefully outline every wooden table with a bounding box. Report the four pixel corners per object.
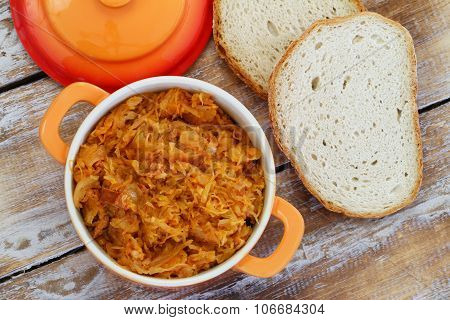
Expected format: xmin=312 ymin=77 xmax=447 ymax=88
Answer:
xmin=0 ymin=0 xmax=449 ymax=299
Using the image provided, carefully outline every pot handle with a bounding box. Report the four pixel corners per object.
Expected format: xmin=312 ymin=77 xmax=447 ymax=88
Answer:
xmin=233 ymin=196 xmax=304 ymax=278
xmin=39 ymin=82 xmax=109 ymax=164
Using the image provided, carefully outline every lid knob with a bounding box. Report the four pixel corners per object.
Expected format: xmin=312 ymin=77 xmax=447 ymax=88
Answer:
xmin=99 ymin=0 xmax=131 ymax=8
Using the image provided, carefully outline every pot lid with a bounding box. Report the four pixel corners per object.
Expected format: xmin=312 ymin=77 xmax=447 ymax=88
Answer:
xmin=10 ymin=0 xmax=212 ymax=92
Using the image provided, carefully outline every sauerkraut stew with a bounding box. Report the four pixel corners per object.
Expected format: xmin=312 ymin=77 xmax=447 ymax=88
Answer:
xmin=73 ymin=88 xmax=265 ymax=278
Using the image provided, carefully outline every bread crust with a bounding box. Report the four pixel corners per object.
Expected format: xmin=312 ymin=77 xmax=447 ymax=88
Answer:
xmin=268 ymin=12 xmax=423 ymax=218
xmin=213 ymin=0 xmax=366 ymax=98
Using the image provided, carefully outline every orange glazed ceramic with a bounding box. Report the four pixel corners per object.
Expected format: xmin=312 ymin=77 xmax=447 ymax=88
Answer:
xmin=10 ymin=0 xmax=212 ymax=92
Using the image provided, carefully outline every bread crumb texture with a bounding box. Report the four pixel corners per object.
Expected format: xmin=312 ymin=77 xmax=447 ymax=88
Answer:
xmin=215 ymin=0 xmax=363 ymax=94
xmin=272 ymin=14 xmax=421 ymax=216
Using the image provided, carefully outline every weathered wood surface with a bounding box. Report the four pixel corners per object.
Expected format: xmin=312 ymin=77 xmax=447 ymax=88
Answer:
xmin=0 ymin=2 xmax=41 ymax=88
xmin=1 ymin=0 xmax=448 ymax=105
xmin=0 ymin=78 xmax=83 ymax=278
xmin=1 ymin=103 xmax=448 ymax=300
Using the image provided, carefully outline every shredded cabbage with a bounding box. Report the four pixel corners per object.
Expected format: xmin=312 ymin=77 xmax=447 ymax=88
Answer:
xmin=73 ymin=89 xmax=265 ymax=278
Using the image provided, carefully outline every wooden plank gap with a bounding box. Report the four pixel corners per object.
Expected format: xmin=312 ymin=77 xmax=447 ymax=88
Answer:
xmin=0 ymin=71 xmax=47 ymax=95
xmin=419 ymin=96 xmax=450 ymax=114
xmin=275 ymin=162 xmax=292 ymax=174
xmin=0 ymin=245 xmax=84 ymax=284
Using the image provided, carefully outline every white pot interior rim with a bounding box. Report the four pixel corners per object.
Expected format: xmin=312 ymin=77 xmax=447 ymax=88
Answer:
xmin=64 ymin=76 xmax=276 ymax=287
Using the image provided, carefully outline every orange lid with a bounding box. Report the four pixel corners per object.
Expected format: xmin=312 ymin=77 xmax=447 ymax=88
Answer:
xmin=11 ymin=0 xmax=212 ymax=92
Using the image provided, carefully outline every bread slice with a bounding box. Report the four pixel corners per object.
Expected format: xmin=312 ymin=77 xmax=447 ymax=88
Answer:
xmin=213 ymin=0 xmax=365 ymax=97
xmin=269 ymin=12 xmax=422 ymax=218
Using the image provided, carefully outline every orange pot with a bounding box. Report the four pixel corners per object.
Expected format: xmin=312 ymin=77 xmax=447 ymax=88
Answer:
xmin=40 ymin=77 xmax=305 ymax=287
